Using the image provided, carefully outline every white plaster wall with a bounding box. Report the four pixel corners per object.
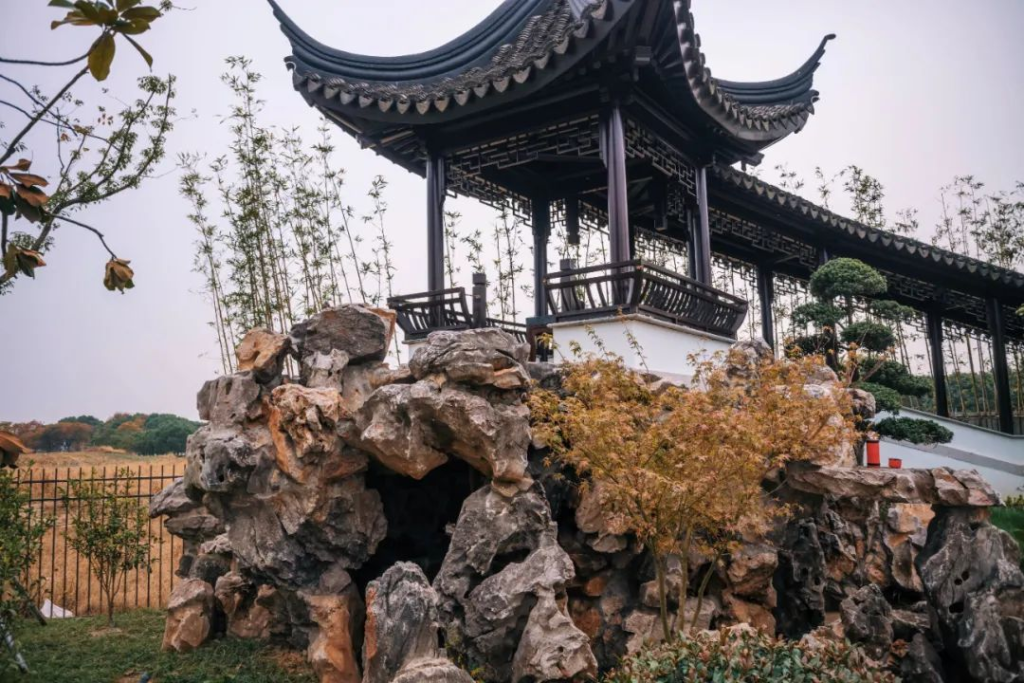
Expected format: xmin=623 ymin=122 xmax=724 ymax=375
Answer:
xmin=550 ymin=314 xmax=734 ymax=380
xmin=873 ymin=407 xmax=1024 ymax=497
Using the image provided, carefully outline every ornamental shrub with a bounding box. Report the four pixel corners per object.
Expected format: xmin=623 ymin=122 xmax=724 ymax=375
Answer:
xmin=605 ymin=627 xmax=897 ymax=683
xmin=809 ymin=258 xmax=887 ymax=302
xmin=858 ymin=382 xmax=903 ymax=413
xmin=840 ymin=321 xmax=896 ymax=352
xmin=874 ymin=417 xmax=953 ymax=445
xmin=867 ymin=360 xmax=932 ymax=398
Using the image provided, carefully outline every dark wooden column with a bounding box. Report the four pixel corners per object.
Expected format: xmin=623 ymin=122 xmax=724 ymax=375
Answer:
xmin=757 ymin=262 xmax=776 ymax=349
xmin=602 ymin=105 xmax=630 ymax=264
xmin=426 ymin=153 xmax=446 ymax=291
xmin=986 ymin=297 xmax=1015 ymax=434
xmin=532 ymin=198 xmax=551 ymax=318
xmin=926 ymin=310 xmax=950 ymax=418
xmin=565 ymin=195 xmax=580 ymax=246
xmin=693 ymin=166 xmax=713 ymax=285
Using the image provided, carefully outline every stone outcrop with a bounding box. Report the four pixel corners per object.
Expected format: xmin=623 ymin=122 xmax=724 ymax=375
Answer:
xmin=163 ymin=578 xmax=216 ymax=653
xmin=150 ymin=308 xmax=1021 ymax=683
xmin=363 ymin=563 xmax=471 ymax=683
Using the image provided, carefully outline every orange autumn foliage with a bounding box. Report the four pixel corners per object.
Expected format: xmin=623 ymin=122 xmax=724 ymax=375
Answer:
xmin=530 ymin=348 xmax=858 ymax=639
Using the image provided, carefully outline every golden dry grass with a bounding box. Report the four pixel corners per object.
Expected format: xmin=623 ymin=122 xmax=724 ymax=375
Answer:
xmin=16 ymin=454 xmax=187 ymax=617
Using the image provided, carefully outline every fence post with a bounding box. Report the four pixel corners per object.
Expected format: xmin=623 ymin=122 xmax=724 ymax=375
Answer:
xmin=472 ymin=272 xmax=488 ymax=329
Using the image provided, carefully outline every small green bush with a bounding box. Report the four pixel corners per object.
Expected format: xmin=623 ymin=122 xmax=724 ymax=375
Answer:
xmin=858 ymin=382 xmax=903 ymax=414
xmin=867 ymin=360 xmax=932 ymax=398
xmin=809 ymin=258 xmax=887 ymax=301
xmin=792 ymin=301 xmax=844 ymax=328
xmin=991 ymin=506 xmax=1024 ymax=572
xmin=874 ymin=417 xmax=953 ymax=445
xmin=840 ymin=321 xmax=896 ymax=352
xmin=605 ymin=628 xmax=897 ymax=683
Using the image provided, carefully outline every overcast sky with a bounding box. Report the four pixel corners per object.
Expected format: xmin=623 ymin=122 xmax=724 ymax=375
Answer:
xmin=2 ymin=0 xmax=1022 ymax=424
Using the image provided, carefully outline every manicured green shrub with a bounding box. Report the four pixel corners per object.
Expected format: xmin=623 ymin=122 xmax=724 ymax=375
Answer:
xmin=874 ymin=417 xmax=953 ymax=445
xmin=840 ymin=321 xmax=896 ymax=352
xmin=809 ymin=258 xmax=887 ymax=301
xmin=858 ymin=382 xmax=903 ymax=414
xmin=866 ymin=359 xmax=932 ymax=398
xmin=604 ymin=628 xmax=897 ymax=683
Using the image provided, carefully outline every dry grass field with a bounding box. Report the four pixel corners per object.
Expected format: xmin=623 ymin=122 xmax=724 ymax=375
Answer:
xmin=16 ymin=450 xmax=187 ymax=617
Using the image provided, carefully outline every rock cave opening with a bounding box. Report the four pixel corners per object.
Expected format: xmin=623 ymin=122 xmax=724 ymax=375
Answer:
xmin=354 ymin=457 xmax=481 ymax=589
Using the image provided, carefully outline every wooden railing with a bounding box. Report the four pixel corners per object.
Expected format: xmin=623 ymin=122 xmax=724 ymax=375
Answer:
xmin=544 ymin=260 xmax=748 ymax=339
xmin=388 ymin=284 xmax=526 ymax=343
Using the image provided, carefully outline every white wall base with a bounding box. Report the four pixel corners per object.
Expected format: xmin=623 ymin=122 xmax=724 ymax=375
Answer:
xmin=550 ymin=314 xmax=735 ymax=380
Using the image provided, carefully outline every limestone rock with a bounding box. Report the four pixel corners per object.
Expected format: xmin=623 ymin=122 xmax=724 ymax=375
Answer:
xmin=354 ymin=380 xmax=530 ymax=483
xmin=847 ymin=388 xmax=876 ymax=421
xmin=409 ymin=328 xmax=530 ymax=389
xmin=511 ymin=591 xmax=598 ymax=683
xmin=390 ymin=659 xmax=474 ymax=683
xmin=574 ymin=483 xmax=630 ymax=554
xmin=215 ymin=572 xmax=274 ymax=640
xmin=269 ymin=384 xmax=363 ymax=484
xmin=435 ymin=485 xmax=594 ymax=682
xmin=149 ymin=478 xmax=197 ymax=518
xmin=197 ymin=372 xmax=264 ymax=424
xmin=724 ymin=339 xmax=773 ymax=384
xmin=726 ymin=543 xmax=778 ymax=600
xmin=163 ymin=578 xmax=215 ymax=653
xmin=291 ymin=305 xmax=395 ymax=365
xmin=303 ymin=579 xmax=365 ymax=683
xmin=917 ymin=508 xmax=1024 ymax=683
xmin=900 ymin=633 xmax=946 ymax=683
xmin=236 ymin=328 xmax=291 ymax=382
xmin=774 ymin=518 xmax=827 ymax=639
xmin=185 ymin=425 xmax=271 ymax=495
xmin=786 ymin=463 xmax=999 ymax=506
xmin=363 ymin=563 xmax=443 ymax=683
xmin=840 ymin=584 xmax=893 ymax=661
xmin=721 ymin=591 xmax=776 ymax=632
xmin=302 ymin=349 xmax=351 ymax=391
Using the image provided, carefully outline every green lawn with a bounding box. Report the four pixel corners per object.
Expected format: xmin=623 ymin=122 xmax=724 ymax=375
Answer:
xmin=992 ymin=506 xmax=1024 ymax=571
xmin=1 ymin=610 xmax=315 ymax=683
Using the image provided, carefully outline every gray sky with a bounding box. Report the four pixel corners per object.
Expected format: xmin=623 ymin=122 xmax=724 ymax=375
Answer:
xmin=2 ymin=0 xmax=1022 ymax=423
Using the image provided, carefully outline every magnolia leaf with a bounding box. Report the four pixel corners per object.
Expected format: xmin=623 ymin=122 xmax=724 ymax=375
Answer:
xmin=14 ymin=185 xmax=49 ymax=208
xmin=48 ymin=0 xmax=77 ymax=7
xmin=13 ymin=194 xmax=44 ymax=223
xmin=74 ymin=1 xmax=103 ymax=22
xmin=116 ymin=0 xmax=143 ymax=10
xmin=4 ymin=246 xmax=47 ymax=279
xmin=123 ymin=34 xmax=153 ymax=66
xmin=121 ymin=6 xmax=161 ymax=21
xmin=9 ymin=173 xmax=49 ymax=188
xmin=88 ymin=32 xmax=116 ymax=81
xmin=116 ymin=18 xmax=151 ymax=35
xmin=0 ymin=184 xmax=11 ymax=199
xmin=104 ymin=257 xmax=135 ymax=292
xmin=0 ymin=159 xmax=32 ymax=173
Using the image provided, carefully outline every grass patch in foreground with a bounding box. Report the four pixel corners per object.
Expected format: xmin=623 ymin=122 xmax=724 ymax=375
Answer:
xmin=992 ymin=506 xmax=1024 ymax=571
xmin=1 ymin=610 xmax=315 ymax=683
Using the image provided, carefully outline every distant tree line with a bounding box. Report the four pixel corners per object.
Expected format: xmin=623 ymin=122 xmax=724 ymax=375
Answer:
xmin=0 ymin=413 xmax=199 ymax=455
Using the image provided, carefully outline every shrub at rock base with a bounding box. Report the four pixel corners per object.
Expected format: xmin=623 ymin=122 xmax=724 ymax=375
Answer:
xmin=605 ymin=628 xmax=897 ymax=683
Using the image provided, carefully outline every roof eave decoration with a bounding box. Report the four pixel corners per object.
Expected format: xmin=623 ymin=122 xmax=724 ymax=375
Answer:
xmin=672 ymin=0 xmax=834 ymax=145
xmin=268 ymin=0 xmax=619 ymax=123
xmin=712 ymin=165 xmax=1024 ymax=293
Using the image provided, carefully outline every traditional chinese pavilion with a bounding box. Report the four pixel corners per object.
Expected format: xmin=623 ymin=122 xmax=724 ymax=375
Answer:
xmin=268 ymin=0 xmax=1024 ymax=434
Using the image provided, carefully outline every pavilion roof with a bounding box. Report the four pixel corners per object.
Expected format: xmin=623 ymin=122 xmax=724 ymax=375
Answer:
xmin=712 ymin=165 xmax=1024 ymax=299
xmin=268 ymin=0 xmax=833 ymax=150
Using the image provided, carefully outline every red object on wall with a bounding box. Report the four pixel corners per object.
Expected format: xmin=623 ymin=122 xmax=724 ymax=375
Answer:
xmin=889 ymin=458 xmax=903 ymax=469
xmin=866 ymin=439 xmax=881 ymax=467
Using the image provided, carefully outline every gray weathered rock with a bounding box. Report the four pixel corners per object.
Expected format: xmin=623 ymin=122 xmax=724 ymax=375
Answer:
xmin=185 ymin=425 xmax=271 ymax=495
xmin=149 ymin=478 xmax=197 ymax=519
xmin=409 ymin=329 xmax=530 ymax=389
xmin=435 ymin=485 xmax=595 ymax=682
xmin=291 ymin=305 xmax=395 ymax=365
xmin=215 ymin=572 xmax=274 ymax=640
xmin=363 ymin=563 xmax=444 ymax=683
xmin=774 ymin=518 xmax=827 ymax=639
xmin=302 ymin=349 xmax=351 ymax=391
xmin=302 ymin=578 xmax=365 ymax=683
xmin=786 ymin=463 xmax=999 ymax=506
xmin=197 ymin=372 xmax=264 ymax=424
xmin=390 ymin=659 xmax=474 ymax=683
xmin=840 ymin=584 xmax=893 ymax=661
xmin=235 ymin=328 xmax=291 ymax=382
xmin=900 ymin=633 xmax=946 ymax=683
xmin=163 ymin=578 xmax=216 ymax=653
xmin=726 ymin=543 xmax=778 ymax=600
xmin=511 ymin=590 xmax=598 ymax=683
xmin=917 ymin=508 xmax=1024 ymax=683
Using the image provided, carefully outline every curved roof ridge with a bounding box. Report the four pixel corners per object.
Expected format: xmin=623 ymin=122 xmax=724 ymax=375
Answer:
xmin=268 ymin=0 xmax=551 ymax=80
xmin=671 ymin=0 xmax=833 ymax=142
xmin=717 ymin=34 xmax=836 ymax=104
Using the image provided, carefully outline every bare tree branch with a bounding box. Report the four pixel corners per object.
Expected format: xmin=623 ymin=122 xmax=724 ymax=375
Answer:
xmin=0 ymin=52 xmax=89 ymax=67
xmin=0 ymin=66 xmax=89 ymax=167
xmin=50 ymin=214 xmax=117 ymax=259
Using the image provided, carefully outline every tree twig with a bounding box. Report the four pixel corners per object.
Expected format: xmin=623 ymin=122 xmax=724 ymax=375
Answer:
xmin=50 ymin=214 xmax=117 ymax=258
xmin=1 ymin=213 xmax=8 ymax=255
xmin=0 ymin=66 xmax=89 ymax=167
xmin=0 ymin=52 xmax=89 ymax=67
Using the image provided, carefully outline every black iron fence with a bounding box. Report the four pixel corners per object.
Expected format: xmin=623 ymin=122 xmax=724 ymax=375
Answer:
xmin=15 ymin=463 xmax=186 ymax=616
